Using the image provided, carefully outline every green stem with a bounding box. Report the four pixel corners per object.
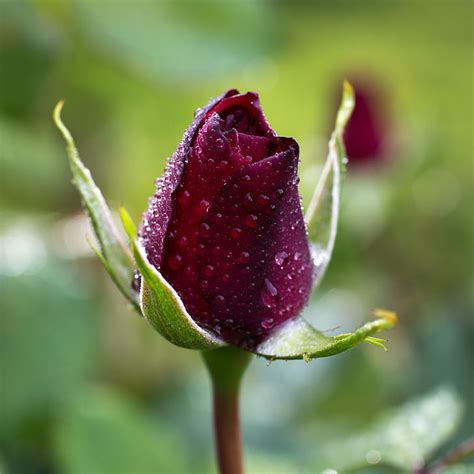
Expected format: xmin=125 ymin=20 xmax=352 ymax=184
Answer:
xmin=202 ymin=347 xmax=252 ymax=474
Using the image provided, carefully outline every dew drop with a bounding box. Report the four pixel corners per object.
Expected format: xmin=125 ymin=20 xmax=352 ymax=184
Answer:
xmin=167 ymin=254 xmax=183 ymax=271
xmin=214 ymin=294 xmax=225 ymax=304
xmin=261 ymin=278 xmax=279 ymax=308
xmin=275 ymin=188 xmax=284 ymax=198
xmin=197 ymin=243 xmax=206 ymax=255
xmin=177 ymin=190 xmax=191 ymax=208
xmin=243 ymin=175 xmax=251 ymax=182
xmin=294 ymin=252 xmax=301 ymax=261
xmin=230 ymin=227 xmax=243 ymax=239
xmin=203 ymin=265 xmax=215 ymax=278
xmin=261 ymin=318 xmax=275 ymax=330
xmin=176 ymin=236 xmax=188 ymax=249
xmin=237 ymin=251 xmax=250 ymax=264
xmin=274 ymin=251 xmax=289 ymax=266
xmin=198 ymin=199 xmax=210 ymax=213
xmin=257 ymin=194 xmax=270 ymax=206
xmin=200 ymin=222 xmax=211 ymax=236
xmin=215 ymin=138 xmax=224 ymax=149
xmin=244 ymin=214 xmax=258 ymax=228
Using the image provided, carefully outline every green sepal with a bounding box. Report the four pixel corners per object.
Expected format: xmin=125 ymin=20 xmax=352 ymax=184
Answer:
xmin=256 ymin=309 xmax=397 ymax=361
xmin=305 ymin=81 xmax=355 ymax=288
xmin=53 ymin=101 xmax=139 ymax=311
xmin=119 ymin=208 xmax=226 ymax=351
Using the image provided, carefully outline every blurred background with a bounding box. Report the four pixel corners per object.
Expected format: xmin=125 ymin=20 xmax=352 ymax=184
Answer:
xmin=1 ymin=1 xmax=473 ymax=473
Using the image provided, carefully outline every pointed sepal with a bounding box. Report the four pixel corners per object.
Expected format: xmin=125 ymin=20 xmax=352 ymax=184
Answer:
xmin=120 ymin=208 xmax=226 ymax=350
xmin=305 ymin=81 xmax=355 ymax=288
xmin=256 ymin=309 xmax=397 ymax=360
xmin=53 ymin=101 xmax=139 ymax=311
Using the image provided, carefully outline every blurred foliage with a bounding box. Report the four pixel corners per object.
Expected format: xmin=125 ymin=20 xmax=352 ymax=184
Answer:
xmin=1 ymin=0 xmax=473 ymax=473
xmin=318 ymin=386 xmax=463 ymax=471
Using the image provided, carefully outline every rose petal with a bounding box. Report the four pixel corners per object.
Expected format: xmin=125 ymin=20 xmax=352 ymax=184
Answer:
xmin=139 ymin=90 xmax=238 ymax=269
xmin=195 ymin=139 xmax=313 ymax=348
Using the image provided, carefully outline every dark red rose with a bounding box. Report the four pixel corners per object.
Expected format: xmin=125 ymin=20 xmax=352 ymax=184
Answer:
xmin=140 ymin=90 xmax=313 ymax=349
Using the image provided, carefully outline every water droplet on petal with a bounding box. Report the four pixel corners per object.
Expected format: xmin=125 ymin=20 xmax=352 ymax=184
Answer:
xmin=257 ymin=194 xmax=270 ymax=206
xmin=215 ymin=138 xmax=224 ymax=149
xmin=261 ymin=318 xmax=275 ymax=329
xmin=274 ymin=251 xmax=289 ymax=266
xmin=176 ymin=236 xmax=188 ymax=249
xmin=177 ymin=190 xmax=191 ymax=208
xmin=275 ymin=188 xmax=284 ymax=199
xmin=198 ymin=199 xmax=210 ymax=213
xmin=203 ymin=265 xmax=215 ymax=278
xmin=231 ymin=228 xmax=243 ymax=239
xmin=167 ymin=254 xmax=183 ymax=271
xmin=244 ymin=214 xmax=258 ymax=228
xmin=237 ymin=251 xmax=250 ymax=264
xmin=214 ymin=294 xmax=225 ymax=304
xmin=261 ymin=278 xmax=279 ymax=308
xmin=200 ymin=222 xmax=211 ymax=236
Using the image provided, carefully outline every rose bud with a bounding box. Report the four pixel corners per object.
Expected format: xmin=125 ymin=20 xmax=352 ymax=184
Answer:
xmin=332 ymin=77 xmax=389 ymax=167
xmin=54 ymin=82 xmax=396 ymax=361
xmin=139 ymin=90 xmax=313 ymax=349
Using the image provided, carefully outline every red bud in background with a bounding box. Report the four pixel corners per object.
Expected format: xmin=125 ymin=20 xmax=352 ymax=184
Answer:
xmin=335 ymin=76 xmax=389 ymax=167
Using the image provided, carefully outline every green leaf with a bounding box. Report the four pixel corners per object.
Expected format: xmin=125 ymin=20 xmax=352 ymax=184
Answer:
xmin=53 ymin=101 xmax=139 ymax=311
xmin=319 ymin=386 xmax=464 ymax=471
xmin=0 ymin=256 xmax=98 ymax=436
xmin=305 ymin=80 xmax=355 ymax=288
xmin=256 ymin=309 xmax=397 ymax=360
xmin=120 ymin=208 xmax=225 ymax=351
xmin=56 ymin=386 xmax=190 ymax=474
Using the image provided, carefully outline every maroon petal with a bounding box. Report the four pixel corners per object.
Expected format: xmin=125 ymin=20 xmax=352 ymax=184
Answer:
xmin=195 ymin=140 xmax=313 ymax=349
xmin=139 ymin=89 xmax=238 ymax=269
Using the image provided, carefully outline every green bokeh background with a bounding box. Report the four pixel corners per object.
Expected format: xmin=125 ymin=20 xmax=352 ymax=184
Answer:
xmin=1 ymin=1 xmax=472 ymax=473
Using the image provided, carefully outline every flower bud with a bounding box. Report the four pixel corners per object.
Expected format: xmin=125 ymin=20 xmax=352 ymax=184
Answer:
xmin=140 ymin=90 xmax=313 ymax=349
xmin=332 ymin=77 xmax=389 ymax=167
xmin=55 ymin=83 xmax=396 ymax=360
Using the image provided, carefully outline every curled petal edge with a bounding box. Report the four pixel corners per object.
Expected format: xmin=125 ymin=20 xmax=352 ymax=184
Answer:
xmin=53 ymin=101 xmax=140 ymax=311
xmin=256 ymin=309 xmax=398 ymax=361
xmin=120 ymin=208 xmax=226 ymax=351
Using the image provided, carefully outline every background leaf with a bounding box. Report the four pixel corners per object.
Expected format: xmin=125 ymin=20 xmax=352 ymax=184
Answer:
xmin=319 ymin=386 xmax=464 ymax=471
xmin=56 ymin=387 xmax=189 ymax=474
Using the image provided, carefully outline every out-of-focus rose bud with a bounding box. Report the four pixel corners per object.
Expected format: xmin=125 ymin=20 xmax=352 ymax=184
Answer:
xmin=334 ymin=77 xmax=389 ymax=166
xmin=140 ymin=90 xmax=313 ymax=349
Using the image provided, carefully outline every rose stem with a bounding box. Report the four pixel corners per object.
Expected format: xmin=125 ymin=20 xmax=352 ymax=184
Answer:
xmin=202 ymin=347 xmax=252 ymax=474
